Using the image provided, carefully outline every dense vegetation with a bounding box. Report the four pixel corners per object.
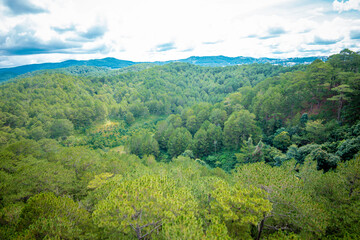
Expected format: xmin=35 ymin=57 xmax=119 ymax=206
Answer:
xmin=0 ymin=55 xmax=326 ymax=83
xmin=0 ymin=58 xmax=137 ymax=82
xmin=0 ymin=49 xmax=359 ymax=239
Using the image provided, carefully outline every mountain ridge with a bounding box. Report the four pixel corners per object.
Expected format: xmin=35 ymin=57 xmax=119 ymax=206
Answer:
xmin=0 ymin=55 xmax=327 ymax=82
xmin=172 ymin=55 xmax=327 ymax=66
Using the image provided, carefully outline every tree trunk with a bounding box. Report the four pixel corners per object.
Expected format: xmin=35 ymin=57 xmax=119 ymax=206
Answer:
xmin=337 ymin=99 xmax=343 ymax=122
xmin=256 ymin=215 xmax=266 ymax=240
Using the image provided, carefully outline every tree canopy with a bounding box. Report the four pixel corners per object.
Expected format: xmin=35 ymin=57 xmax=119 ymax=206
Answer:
xmin=0 ymin=49 xmax=359 ymax=239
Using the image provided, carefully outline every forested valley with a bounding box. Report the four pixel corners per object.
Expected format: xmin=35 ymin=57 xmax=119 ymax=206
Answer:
xmin=0 ymin=49 xmax=360 ymax=239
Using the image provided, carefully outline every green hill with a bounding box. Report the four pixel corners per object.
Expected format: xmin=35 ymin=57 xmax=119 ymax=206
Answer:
xmin=0 ymin=49 xmax=359 ymax=240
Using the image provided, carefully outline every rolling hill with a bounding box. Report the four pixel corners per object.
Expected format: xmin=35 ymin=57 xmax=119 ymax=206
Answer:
xmin=0 ymin=55 xmax=327 ymax=82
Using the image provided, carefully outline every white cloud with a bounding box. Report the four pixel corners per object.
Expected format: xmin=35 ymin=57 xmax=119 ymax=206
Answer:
xmin=333 ymin=0 xmax=360 ymax=12
xmin=0 ymin=0 xmax=360 ymax=67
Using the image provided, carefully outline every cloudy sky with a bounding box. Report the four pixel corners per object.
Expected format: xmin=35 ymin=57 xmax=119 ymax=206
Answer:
xmin=0 ymin=0 xmax=360 ymax=68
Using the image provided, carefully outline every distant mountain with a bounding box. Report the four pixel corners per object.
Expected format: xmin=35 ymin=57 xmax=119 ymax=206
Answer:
xmin=0 ymin=58 xmax=136 ymax=82
xmin=0 ymin=55 xmax=327 ymax=82
xmin=171 ymin=56 xmax=328 ymax=67
xmin=20 ymin=63 xmax=159 ymax=79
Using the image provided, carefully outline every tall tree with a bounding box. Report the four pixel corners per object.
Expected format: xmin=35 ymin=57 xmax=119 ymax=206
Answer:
xmin=128 ymin=132 xmax=159 ymax=158
xmin=234 ymin=160 xmax=329 ymax=238
xmin=93 ymin=175 xmax=198 ymax=239
xmin=193 ymin=128 xmax=209 ymax=157
xmin=167 ymin=127 xmax=192 ymax=157
xmin=207 ymin=179 xmax=272 ymax=239
xmin=327 ymin=84 xmax=353 ymax=121
xmin=17 ymin=192 xmax=93 ymax=239
xmin=223 ymin=110 xmax=261 ymax=150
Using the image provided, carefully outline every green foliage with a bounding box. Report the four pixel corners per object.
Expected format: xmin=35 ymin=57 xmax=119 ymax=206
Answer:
xmin=17 ymin=192 xmax=94 ymax=239
xmin=128 ymin=101 xmax=149 ymax=118
xmin=235 ymin=161 xmax=330 ymax=237
xmin=328 ymin=49 xmax=360 ymax=73
xmin=223 ymin=109 xmax=261 ymax=150
xmin=0 ymin=203 xmax=23 ymax=239
xmin=336 ymin=136 xmax=360 ymax=161
xmin=155 ymin=120 xmax=174 ymax=150
xmin=207 ymin=123 xmax=223 ymax=154
xmin=286 ymin=144 xmax=298 ymax=160
xmin=312 ymin=147 xmax=339 ymax=171
xmin=93 ymin=175 xmax=198 ymax=239
xmin=127 ymin=131 xmax=159 ymax=158
xmin=210 ymin=108 xmax=227 ymax=128
xmin=208 ymin=179 xmax=272 ymax=238
xmin=193 ymin=127 xmax=210 ymax=157
xmin=125 ymin=111 xmax=135 ymax=125
xmin=300 ymin=113 xmax=308 ymax=126
xmin=205 ymin=151 xmax=237 ymax=171
xmin=313 ymin=156 xmax=360 ymax=239
xmin=291 ymin=143 xmax=340 ymax=171
xmin=265 ymin=231 xmax=301 ymax=240
xmin=49 ymin=118 xmax=74 ymax=139
xmin=235 ymin=137 xmax=265 ymax=164
xmin=305 ymin=119 xmax=328 ymax=143
xmin=328 ymin=84 xmax=353 ymax=101
xmin=87 ymin=172 xmax=114 ymax=190
xmin=168 ymin=114 xmax=183 ymax=129
xmin=0 ymin=50 xmax=360 ymax=239
xmin=273 ymin=131 xmax=291 ymax=151
xmin=296 ymin=144 xmax=320 ymax=164
xmin=167 ymin=127 xmax=192 ymax=157
xmin=160 ymin=214 xmax=204 ymax=240
xmin=0 ymin=152 xmax=77 ymax=205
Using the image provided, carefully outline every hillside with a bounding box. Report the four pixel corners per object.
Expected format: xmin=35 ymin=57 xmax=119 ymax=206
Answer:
xmin=0 ymin=55 xmax=326 ymax=82
xmin=0 ymin=49 xmax=359 ymax=240
xmin=0 ymin=58 xmax=137 ymax=82
xmin=169 ymin=55 xmax=328 ymax=67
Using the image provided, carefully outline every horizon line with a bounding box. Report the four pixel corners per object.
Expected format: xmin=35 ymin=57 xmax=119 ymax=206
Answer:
xmin=0 ymin=54 xmax=330 ymax=70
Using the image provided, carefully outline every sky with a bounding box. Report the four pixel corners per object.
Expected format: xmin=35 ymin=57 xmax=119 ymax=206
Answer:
xmin=0 ymin=0 xmax=360 ymax=68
